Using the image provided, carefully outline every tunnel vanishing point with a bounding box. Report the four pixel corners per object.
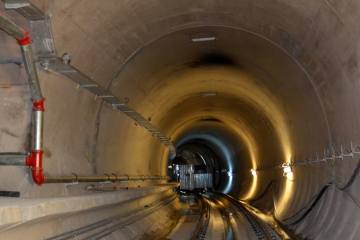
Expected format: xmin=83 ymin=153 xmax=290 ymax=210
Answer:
xmin=0 ymin=0 xmax=359 ymax=239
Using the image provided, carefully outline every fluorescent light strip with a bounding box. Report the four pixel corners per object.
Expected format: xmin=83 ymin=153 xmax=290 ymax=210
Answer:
xmin=191 ymin=36 xmax=216 ymax=42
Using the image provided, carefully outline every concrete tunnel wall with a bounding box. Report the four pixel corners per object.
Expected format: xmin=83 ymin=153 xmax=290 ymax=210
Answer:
xmin=0 ymin=0 xmax=360 ymax=239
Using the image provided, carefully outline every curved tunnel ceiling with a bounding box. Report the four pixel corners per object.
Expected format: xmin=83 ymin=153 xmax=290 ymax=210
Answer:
xmin=99 ymin=26 xmax=330 ymax=205
xmin=107 ymin=25 xmax=329 ymax=163
xmin=49 ymin=0 xmax=360 ymax=227
xmin=1 ymin=0 xmax=360 ymax=239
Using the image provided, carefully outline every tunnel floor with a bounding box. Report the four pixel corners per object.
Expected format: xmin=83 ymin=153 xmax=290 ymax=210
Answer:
xmin=168 ymin=191 xmax=289 ymax=240
xmin=44 ymin=189 xmax=293 ymax=240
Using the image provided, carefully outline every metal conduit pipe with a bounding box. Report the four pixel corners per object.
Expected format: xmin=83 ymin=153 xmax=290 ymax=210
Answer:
xmin=0 ymin=13 xmax=45 ymax=185
xmin=0 ymin=153 xmax=28 ymax=165
xmin=23 ymin=39 xmax=45 ymax=185
xmin=45 ymin=175 xmax=168 ymax=184
xmin=0 ymin=13 xmax=26 ymax=39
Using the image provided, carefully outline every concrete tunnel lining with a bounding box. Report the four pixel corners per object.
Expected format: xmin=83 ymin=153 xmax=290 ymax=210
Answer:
xmin=94 ymin=26 xmax=329 ymax=216
xmin=0 ymin=0 xmax=360 ymax=239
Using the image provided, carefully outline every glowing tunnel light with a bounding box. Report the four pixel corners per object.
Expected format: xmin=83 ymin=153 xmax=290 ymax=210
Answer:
xmin=274 ymin=162 xmax=295 ymax=218
xmin=282 ymin=163 xmax=294 ymax=180
xmin=242 ymin=167 xmax=258 ymax=201
xmin=191 ymin=36 xmax=216 ymax=42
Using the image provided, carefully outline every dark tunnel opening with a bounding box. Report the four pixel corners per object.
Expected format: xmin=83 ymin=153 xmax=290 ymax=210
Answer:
xmin=169 ymin=119 xmax=254 ymax=196
xmin=169 ymin=140 xmax=223 ymax=190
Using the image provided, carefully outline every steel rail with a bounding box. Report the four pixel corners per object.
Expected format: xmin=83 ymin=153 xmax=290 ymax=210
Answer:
xmin=217 ymin=193 xmax=282 ymax=240
xmin=191 ymin=195 xmax=210 ymax=240
xmin=212 ymin=197 xmax=235 ymax=240
xmin=193 ymin=193 xmax=235 ymax=240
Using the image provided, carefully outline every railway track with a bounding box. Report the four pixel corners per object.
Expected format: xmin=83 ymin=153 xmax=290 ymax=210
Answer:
xmin=220 ymin=193 xmax=281 ymax=240
xmin=191 ymin=192 xmax=283 ymax=240
xmin=191 ymin=195 xmax=210 ymax=240
xmin=47 ymin=191 xmax=287 ymax=240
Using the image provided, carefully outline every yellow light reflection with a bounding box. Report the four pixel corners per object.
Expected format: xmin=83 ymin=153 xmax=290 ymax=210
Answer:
xmin=273 ymin=162 xmax=295 ymax=218
xmin=152 ymin=66 xmax=294 ymax=213
xmin=274 ymin=167 xmax=295 ymax=218
xmin=166 ymin=113 xmax=260 ymax=200
xmin=242 ymin=172 xmax=258 ymax=201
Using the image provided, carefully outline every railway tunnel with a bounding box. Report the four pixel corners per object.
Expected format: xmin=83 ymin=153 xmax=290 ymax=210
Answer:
xmin=0 ymin=0 xmax=359 ymax=239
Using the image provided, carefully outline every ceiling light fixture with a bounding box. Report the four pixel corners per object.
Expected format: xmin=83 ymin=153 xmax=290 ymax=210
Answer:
xmin=191 ymin=36 xmax=216 ymax=42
